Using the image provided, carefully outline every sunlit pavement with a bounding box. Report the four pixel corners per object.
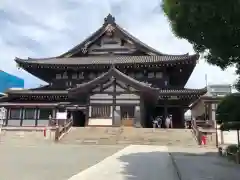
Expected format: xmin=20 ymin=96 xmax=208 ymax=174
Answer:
xmin=68 ymin=145 xmax=179 ymax=180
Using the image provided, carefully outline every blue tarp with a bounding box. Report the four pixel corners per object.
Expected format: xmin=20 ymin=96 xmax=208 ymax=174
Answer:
xmin=0 ymin=70 xmax=24 ymax=93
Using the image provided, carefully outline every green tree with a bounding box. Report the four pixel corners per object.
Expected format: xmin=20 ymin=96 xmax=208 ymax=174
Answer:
xmin=162 ymin=0 xmax=240 ymax=89
xmin=216 ymin=93 xmax=240 ymax=147
xmin=216 ymin=93 xmax=240 ymax=127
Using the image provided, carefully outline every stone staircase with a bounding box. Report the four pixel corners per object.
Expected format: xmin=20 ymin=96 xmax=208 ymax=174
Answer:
xmin=60 ymin=127 xmax=199 ymax=147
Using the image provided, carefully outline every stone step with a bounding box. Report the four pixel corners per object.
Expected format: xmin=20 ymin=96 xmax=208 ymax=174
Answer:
xmin=60 ymin=127 xmax=198 ymax=146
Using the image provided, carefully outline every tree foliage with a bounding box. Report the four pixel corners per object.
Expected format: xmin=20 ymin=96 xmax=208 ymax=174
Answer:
xmin=216 ymin=93 xmax=240 ymax=130
xmin=162 ymin=0 xmax=240 ymax=89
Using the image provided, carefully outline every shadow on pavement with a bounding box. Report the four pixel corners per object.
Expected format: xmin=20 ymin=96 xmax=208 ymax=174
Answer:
xmin=118 ymin=149 xmax=240 ymax=180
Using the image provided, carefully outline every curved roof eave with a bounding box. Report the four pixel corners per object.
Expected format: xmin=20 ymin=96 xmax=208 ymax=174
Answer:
xmin=69 ymin=66 xmax=159 ymax=95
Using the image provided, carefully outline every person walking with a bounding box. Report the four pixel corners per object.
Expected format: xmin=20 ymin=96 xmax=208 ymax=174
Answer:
xmin=169 ymin=115 xmax=173 ymax=128
xmin=152 ymin=116 xmax=158 ymax=129
xmin=165 ymin=115 xmax=171 ymax=128
xmin=156 ymin=116 xmax=162 ymax=128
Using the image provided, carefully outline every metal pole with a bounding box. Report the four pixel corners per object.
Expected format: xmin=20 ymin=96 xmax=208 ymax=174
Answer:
xmin=236 ymin=129 xmax=240 ymax=164
xmin=215 ymin=103 xmax=219 ymax=148
xmin=237 ymin=129 xmax=240 ymax=148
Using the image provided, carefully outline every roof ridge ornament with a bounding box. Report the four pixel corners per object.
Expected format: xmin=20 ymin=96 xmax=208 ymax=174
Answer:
xmin=110 ymin=62 xmax=116 ymax=69
xmin=104 ymin=14 xmax=115 ymax=25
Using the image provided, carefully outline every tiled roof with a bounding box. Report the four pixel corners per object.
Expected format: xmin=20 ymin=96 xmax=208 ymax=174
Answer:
xmin=15 ymin=54 xmax=198 ymax=66
xmin=6 ymin=89 xmax=68 ymax=94
xmin=159 ymin=88 xmax=207 ymax=95
xmin=5 ymin=88 xmax=206 ymax=96
xmin=15 ymin=14 xmax=198 ymax=65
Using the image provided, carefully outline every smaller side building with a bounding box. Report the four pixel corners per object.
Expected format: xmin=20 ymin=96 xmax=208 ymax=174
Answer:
xmin=190 ymin=84 xmax=232 ymax=124
xmin=190 ymin=84 xmax=239 ymax=145
xmin=0 ymin=70 xmax=24 ymax=93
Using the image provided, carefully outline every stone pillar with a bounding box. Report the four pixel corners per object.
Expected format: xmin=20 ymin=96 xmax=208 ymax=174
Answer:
xmin=114 ymin=106 xmax=121 ymax=126
xmin=211 ymin=103 xmax=217 ymax=128
xmin=134 ymin=105 xmax=141 ymax=128
xmin=89 ymin=106 xmax=92 ymax=117
xmin=110 ymin=106 xmax=113 ymax=117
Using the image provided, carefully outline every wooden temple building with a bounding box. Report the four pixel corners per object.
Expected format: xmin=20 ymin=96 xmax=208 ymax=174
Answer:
xmin=0 ymin=14 xmax=207 ymax=128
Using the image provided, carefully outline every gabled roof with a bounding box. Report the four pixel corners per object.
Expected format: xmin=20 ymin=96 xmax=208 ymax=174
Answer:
xmin=59 ymin=14 xmax=164 ymax=57
xmin=69 ymin=65 xmax=159 ymax=96
xmin=15 ymin=14 xmax=193 ymax=66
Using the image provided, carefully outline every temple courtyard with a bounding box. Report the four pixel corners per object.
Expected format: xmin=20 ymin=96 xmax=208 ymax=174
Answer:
xmin=0 ymin=144 xmax=239 ymax=180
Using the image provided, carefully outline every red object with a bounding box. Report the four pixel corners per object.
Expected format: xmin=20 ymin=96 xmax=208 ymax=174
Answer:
xmin=43 ymin=127 xmax=46 ymax=137
xmin=201 ymin=135 xmax=207 ymax=145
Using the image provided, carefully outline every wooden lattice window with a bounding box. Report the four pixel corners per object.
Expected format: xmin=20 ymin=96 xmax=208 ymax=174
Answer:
xmin=56 ymin=74 xmax=62 ymax=79
xmin=24 ymin=108 xmax=35 ymax=120
xmin=10 ymin=108 xmax=21 ymax=119
xmin=155 ymin=72 xmax=163 ymax=78
xmin=91 ymin=106 xmax=111 ymax=118
xmin=72 ymin=73 xmax=78 ymax=79
xmin=39 ymin=109 xmax=52 ymax=119
xmin=62 ymin=72 xmax=68 ymax=79
xmin=148 ymin=72 xmax=154 ymax=78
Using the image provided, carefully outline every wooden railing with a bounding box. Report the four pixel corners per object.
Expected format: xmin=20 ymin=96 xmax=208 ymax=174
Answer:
xmin=191 ymin=120 xmax=202 ymax=145
xmin=191 ymin=119 xmax=217 ymax=146
xmin=54 ymin=119 xmax=73 ymax=142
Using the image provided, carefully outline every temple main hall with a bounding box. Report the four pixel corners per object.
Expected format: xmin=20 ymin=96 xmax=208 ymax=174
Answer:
xmin=0 ymin=14 xmax=206 ymax=128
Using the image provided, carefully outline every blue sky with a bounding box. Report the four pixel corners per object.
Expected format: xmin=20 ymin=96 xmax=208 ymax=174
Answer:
xmin=0 ymin=0 xmax=237 ymax=88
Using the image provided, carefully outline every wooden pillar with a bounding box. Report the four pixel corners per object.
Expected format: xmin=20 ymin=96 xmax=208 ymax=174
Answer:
xmin=179 ymin=107 xmax=185 ymax=128
xmin=163 ymin=100 xmax=168 ymax=128
xmin=112 ymin=78 xmax=116 ymax=126
xmin=5 ymin=108 xmax=9 ymax=126
xmin=20 ymin=107 xmax=24 ymax=126
xmin=35 ymin=107 xmax=39 ymax=127
xmin=140 ymin=97 xmax=145 ymax=127
xmin=86 ymin=96 xmax=90 ymax=126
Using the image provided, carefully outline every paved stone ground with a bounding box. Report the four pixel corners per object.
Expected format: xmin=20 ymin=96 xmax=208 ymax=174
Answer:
xmin=1 ymin=144 xmax=240 ymax=180
xmin=0 ymin=144 xmax=125 ymax=180
xmin=68 ymin=145 xmax=179 ymax=180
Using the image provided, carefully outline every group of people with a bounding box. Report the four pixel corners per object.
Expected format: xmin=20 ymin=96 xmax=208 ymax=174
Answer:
xmin=152 ymin=115 xmax=173 ymax=128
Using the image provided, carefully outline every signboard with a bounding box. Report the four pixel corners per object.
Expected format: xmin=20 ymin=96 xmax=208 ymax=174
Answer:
xmin=0 ymin=107 xmax=6 ymax=125
xmin=56 ymin=112 xmax=67 ymax=120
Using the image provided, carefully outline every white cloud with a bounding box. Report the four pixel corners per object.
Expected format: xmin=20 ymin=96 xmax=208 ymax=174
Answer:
xmin=0 ymin=0 xmax=237 ymax=88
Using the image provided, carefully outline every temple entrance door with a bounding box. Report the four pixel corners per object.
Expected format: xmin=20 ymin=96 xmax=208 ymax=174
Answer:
xmin=72 ymin=110 xmax=86 ymax=127
xmin=120 ymin=106 xmax=134 ymax=127
xmin=121 ymin=118 xmax=134 ymax=126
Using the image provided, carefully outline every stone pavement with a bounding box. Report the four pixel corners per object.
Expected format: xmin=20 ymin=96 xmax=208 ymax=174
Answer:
xmin=1 ymin=143 xmax=240 ymax=180
xmin=0 ymin=144 xmax=125 ymax=180
xmin=68 ymin=145 xmax=179 ymax=180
